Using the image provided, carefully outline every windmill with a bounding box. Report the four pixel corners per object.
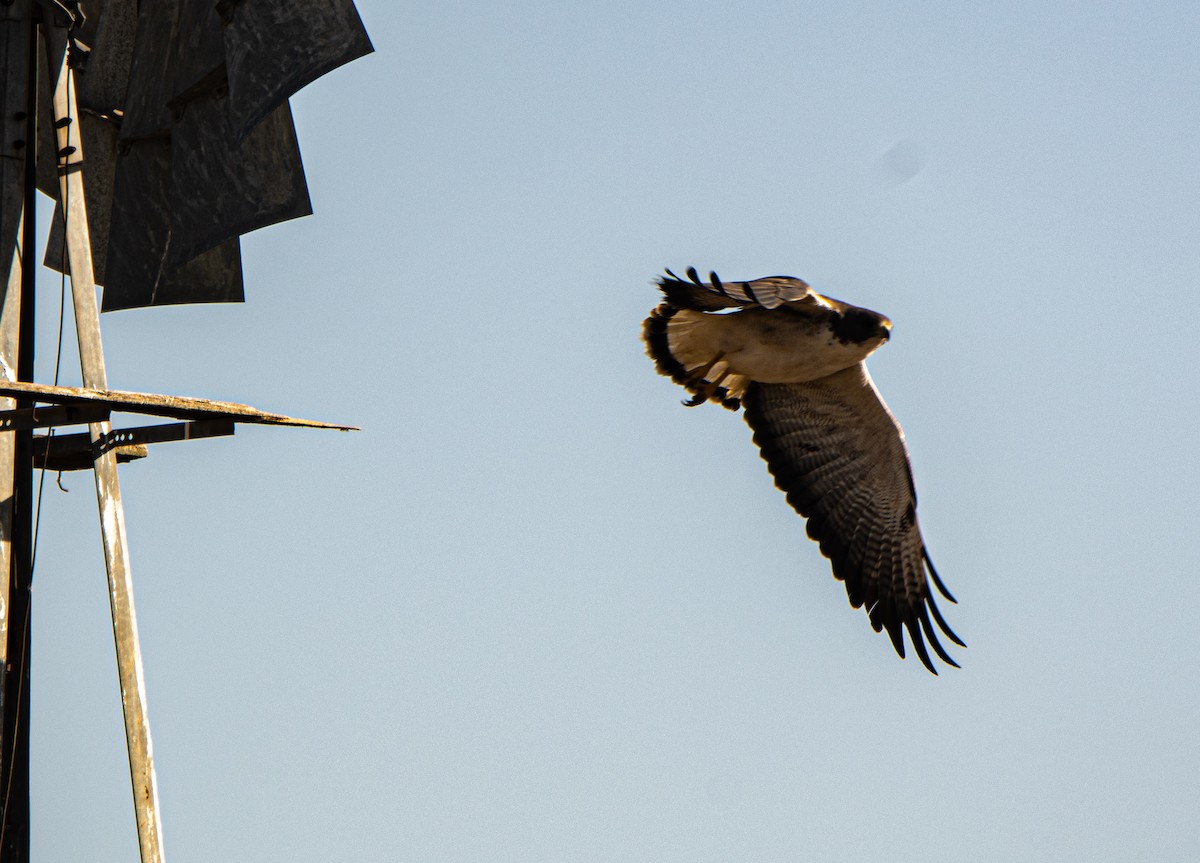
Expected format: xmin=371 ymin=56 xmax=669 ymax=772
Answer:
xmin=0 ymin=1 xmax=372 ymax=860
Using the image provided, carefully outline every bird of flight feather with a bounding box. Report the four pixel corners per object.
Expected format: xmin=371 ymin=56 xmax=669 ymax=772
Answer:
xmin=643 ymin=267 xmax=963 ymax=673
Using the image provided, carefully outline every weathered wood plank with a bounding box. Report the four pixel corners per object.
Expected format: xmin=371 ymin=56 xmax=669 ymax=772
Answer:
xmin=54 ymin=55 xmax=166 ymax=863
xmin=0 ymin=380 xmax=357 ymax=430
xmin=0 ymin=204 xmax=19 ymax=726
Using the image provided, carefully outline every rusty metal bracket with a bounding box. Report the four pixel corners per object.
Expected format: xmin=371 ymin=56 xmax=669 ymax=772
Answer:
xmin=99 ymin=418 xmax=236 ymax=448
xmin=32 ymin=437 xmax=146 ymax=472
xmin=32 ymin=419 xmax=236 ymax=471
xmin=0 ymin=401 xmax=110 ymax=430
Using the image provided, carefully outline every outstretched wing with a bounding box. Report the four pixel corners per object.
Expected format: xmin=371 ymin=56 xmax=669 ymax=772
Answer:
xmin=656 ymin=267 xmax=832 ymax=311
xmin=741 ymin=364 xmax=963 ymax=672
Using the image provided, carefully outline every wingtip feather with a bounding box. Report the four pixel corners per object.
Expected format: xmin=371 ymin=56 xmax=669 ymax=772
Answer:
xmin=923 ymin=549 xmax=956 ymax=603
xmin=919 ymin=609 xmax=961 ymax=668
xmin=884 ymin=617 xmax=906 ymax=658
xmin=927 ymin=592 xmax=966 ymax=648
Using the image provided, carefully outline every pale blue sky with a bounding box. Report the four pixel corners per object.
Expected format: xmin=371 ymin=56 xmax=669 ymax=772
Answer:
xmin=26 ymin=1 xmax=1200 ymax=860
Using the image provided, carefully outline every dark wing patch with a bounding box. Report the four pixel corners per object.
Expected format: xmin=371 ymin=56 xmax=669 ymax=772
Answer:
xmin=741 ymin=364 xmax=963 ymax=673
xmin=656 ymin=267 xmax=816 ymax=311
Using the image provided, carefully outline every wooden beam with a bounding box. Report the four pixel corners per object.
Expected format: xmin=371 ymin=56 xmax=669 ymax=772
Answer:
xmin=0 ymin=203 xmax=19 ymax=737
xmin=0 ymin=380 xmax=357 ymax=430
xmin=0 ymin=201 xmax=20 ymax=854
xmin=53 ymin=53 xmax=166 ymax=863
xmin=0 ymin=5 xmax=35 ymax=856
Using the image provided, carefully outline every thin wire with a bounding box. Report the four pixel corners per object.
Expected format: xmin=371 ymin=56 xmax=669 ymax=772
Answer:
xmin=2 ymin=48 xmax=74 ymax=837
xmin=29 ymin=267 xmax=69 ymax=572
xmin=30 ymin=64 xmax=73 ymax=576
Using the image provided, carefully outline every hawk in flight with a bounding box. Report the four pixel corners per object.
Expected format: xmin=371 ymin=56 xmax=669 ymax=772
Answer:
xmin=643 ymin=267 xmax=963 ymax=673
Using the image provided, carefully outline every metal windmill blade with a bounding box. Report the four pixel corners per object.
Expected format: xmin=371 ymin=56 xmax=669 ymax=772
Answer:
xmin=0 ymin=2 xmax=372 ymax=861
xmin=41 ymin=0 xmax=373 ymax=309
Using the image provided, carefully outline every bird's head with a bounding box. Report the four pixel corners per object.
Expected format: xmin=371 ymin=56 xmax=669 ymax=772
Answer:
xmin=831 ymin=307 xmax=892 ymax=346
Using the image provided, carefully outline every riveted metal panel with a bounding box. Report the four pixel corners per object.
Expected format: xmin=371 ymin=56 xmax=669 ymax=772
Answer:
xmin=6 ymin=0 xmax=370 ymax=310
xmin=168 ymin=95 xmax=310 ymax=267
xmin=102 ymin=136 xmax=244 ymax=311
xmin=118 ymin=0 xmax=177 ymax=141
xmin=43 ymin=112 xmax=118 ymax=283
xmin=222 ymin=0 xmax=373 ymax=140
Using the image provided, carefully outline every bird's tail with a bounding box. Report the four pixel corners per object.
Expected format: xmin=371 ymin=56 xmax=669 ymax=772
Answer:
xmin=642 ymin=304 xmax=748 ymax=410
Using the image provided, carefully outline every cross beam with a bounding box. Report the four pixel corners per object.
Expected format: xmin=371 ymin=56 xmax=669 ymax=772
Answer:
xmin=0 ymin=380 xmax=358 ymax=430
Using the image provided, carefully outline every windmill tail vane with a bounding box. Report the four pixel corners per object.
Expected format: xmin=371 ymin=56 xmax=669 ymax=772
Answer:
xmin=0 ymin=1 xmax=372 ymax=860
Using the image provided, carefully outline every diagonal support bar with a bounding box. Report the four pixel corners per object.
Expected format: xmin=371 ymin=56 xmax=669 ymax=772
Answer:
xmin=52 ymin=52 xmax=166 ymax=863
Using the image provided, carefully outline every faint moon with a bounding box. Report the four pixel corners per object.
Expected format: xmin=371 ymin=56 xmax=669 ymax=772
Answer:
xmin=872 ymin=139 xmax=926 ymax=186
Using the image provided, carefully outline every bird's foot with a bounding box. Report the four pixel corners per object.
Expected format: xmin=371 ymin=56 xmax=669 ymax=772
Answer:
xmin=682 ymin=354 xmax=730 ymax=407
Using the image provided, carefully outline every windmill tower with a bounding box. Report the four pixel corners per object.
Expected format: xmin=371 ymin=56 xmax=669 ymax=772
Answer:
xmin=0 ymin=2 xmax=372 ymax=860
